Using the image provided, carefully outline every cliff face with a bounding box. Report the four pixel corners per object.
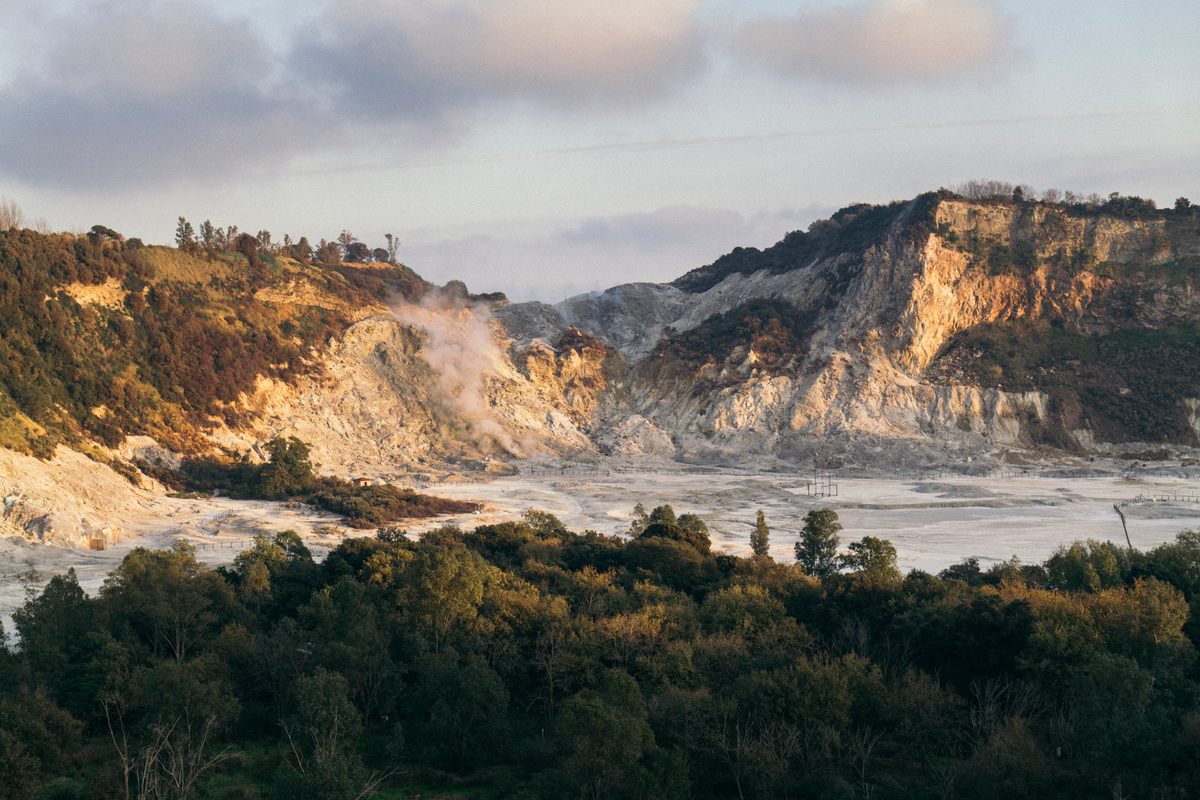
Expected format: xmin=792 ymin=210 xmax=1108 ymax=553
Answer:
xmin=3 ymin=192 xmax=1200 ymax=543
xmin=500 ymin=194 xmax=1200 ymax=462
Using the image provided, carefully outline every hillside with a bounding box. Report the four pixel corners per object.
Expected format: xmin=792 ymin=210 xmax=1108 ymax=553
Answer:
xmin=0 ymin=232 xmax=604 ymax=543
xmin=500 ymin=191 xmax=1200 ymax=462
xmin=4 ymin=191 xmax=1200 ymax=544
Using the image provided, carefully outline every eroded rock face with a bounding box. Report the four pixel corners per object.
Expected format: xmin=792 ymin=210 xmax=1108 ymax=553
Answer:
xmin=500 ymin=195 xmax=1200 ymax=460
xmin=5 ymin=195 xmax=1199 ymax=546
xmin=0 ymin=447 xmax=152 ymax=547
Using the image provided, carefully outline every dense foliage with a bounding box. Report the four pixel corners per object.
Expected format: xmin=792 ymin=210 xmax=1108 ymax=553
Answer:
xmin=672 ymin=196 xmax=938 ymax=294
xmin=647 ymin=299 xmax=817 ymax=384
xmin=165 ymin=437 xmax=478 ymax=527
xmin=934 ymin=321 xmax=1200 ymax=445
xmin=4 ymin=506 xmax=1200 ymax=800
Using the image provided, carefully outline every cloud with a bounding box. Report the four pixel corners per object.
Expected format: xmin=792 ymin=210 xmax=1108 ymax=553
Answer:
xmin=733 ymin=0 xmax=1014 ymax=83
xmin=0 ymin=2 xmax=322 ymax=188
xmin=403 ymin=205 xmax=830 ymax=302
xmin=294 ymin=0 xmax=708 ymax=119
xmin=0 ymin=0 xmax=708 ymax=189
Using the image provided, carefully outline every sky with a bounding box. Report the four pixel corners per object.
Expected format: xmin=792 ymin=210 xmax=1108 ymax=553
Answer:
xmin=0 ymin=0 xmax=1196 ymax=302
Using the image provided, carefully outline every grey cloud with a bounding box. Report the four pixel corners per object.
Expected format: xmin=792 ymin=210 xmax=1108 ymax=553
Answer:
xmin=733 ymin=0 xmax=1015 ymax=84
xmin=0 ymin=2 xmax=324 ymax=188
xmin=293 ymin=0 xmax=708 ymax=120
xmin=0 ymin=0 xmax=710 ymax=189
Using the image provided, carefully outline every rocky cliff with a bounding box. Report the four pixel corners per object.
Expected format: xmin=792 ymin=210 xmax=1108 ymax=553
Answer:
xmin=3 ymin=191 xmax=1199 ymax=543
xmin=499 ymin=192 xmax=1200 ymax=464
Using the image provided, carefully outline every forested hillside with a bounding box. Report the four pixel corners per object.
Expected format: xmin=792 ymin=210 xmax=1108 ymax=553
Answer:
xmin=3 ymin=508 xmax=1199 ymax=799
xmin=0 ymin=227 xmax=423 ymax=457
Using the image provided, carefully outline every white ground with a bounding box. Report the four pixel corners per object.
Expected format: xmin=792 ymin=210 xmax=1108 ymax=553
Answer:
xmin=427 ymin=467 xmax=1200 ymax=570
xmin=4 ymin=466 xmax=1200 ymax=634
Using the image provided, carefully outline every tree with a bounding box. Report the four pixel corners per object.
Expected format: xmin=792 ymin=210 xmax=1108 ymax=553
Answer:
xmin=1176 ymin=197 xmax=1193 ymax=212
xmin=174 ymin=217 xmax=196 ymax=251
xmin=257 ymin=437 xmax=316 ymax=499
xmin=842 ymin=536 xmax=900 ymax=581
xmin=0 ymin=197 xmax=24 ymax=230
xmin=198 ymin=220 xmax=216 ymax=254
xmin=409 ymin=651 xmax=510 ymax=769
xmin=384 ymin=233 xmax=399 ymax=264
xmin=336 ymin=230 xmax=355 ymax=258
xmin=292 ymin=236 xmax=313 ymax=262
xmin=750 ymin=510 xmax=770 ymax=557
xmin=344 ymin=242 xmax=370 ymax=263
xmin=551 ymin=670 xmax=657 ymax=799
xmin=371 ymin=247 xmax=388 ymax=263
xmin=649 ymin=504 xmax=677 ymax=527
xmin=316 ymin=239 xmax=340 ymax=265
xmin=628 ymin=502 xmax=650 ymax=537
xmin=88 ymin=225 xmax=122 ymax=245
xmin=794 ymin=509 xmax=841 ymax=578
xmin=235 ymin=232 xmax=260 ymax=271
xmin=274 ymin=669 xmax=383 ymax=800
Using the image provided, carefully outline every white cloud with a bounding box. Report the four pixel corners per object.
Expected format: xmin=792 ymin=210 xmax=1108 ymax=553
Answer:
xmin=733 ymin=0 xmax=1014 ymax=83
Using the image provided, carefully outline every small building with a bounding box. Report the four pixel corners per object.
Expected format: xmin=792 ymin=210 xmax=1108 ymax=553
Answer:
xmin=352 ymin=477 xmax=374 ymax=487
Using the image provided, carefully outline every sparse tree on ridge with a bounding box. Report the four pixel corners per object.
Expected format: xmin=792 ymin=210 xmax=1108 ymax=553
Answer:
xmin=385 ymin=233 xmax=400 ymax=264
xmin=174 ymin=216 xmax=196 ymax=251
xmin=750 ymin=510 xmax=770 ymax=557
xmin=235 ymin=232 xmax=261 ymax=271
xmin=0 ymin=197 xmax=24 ymax=229
xmin=199 ymin=220 xmax=216 ymax=253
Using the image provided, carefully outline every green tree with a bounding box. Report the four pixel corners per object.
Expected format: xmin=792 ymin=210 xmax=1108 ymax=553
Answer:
xmin=842 ymin=536 xmax=900 ymax=581
xmin=257 ymin=437 xmax=316 ymax=499
xmin=628 ymin=503 xmax=649 ymax=537
xmin=174 ymin=217 xmax=195 ymax=251
xmin=1045 ymin=539 xmax=1127 ymax=592
xmin=550 ymin=670 xmax=657 ymax=799
xmin=750 ymin=510 xmax=770 ymax=557
xmin=649 ymin=504 xmax=677 ymax=527
xmin=198 ymin=220 xmax=216 ymax=253
xmin=408 ymin=651 xmax=510 ymax=769
xmin=397 ymin=546 xmax=491 ymax=651
xmin=273 ymin=669 xmax=376 ymax=800
xmin=795 ymin=509 xmax=842 ymax=578
xmin=235 ymin=232 xmax=261 ymax=271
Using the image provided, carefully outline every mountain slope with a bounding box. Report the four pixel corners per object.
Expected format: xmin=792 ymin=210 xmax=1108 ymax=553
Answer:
xmin=499 ymin=191 xmax=1200 ymax=461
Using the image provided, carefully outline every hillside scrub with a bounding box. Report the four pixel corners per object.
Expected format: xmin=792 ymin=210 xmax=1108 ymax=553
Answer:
xmin=0 ymin=228 xmax=425 ymax=457
xmin=4 ymin=508 xmax=1200 ymax=799
xmin=933 ymin=321 xmax=1200 ymax=444
xmin=156 ymin=436 xmax=478 ymax=527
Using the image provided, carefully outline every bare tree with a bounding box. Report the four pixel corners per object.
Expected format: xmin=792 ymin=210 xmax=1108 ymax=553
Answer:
xmin=844 ymin=725 xmax=883 ymax=799
xmin=104 ymin=694 xmax=231 ymax=800
xmin=965 ymin=677 xmax=1039 ymax=753
xmin=0 ymin=197 xmax=25 ymax=229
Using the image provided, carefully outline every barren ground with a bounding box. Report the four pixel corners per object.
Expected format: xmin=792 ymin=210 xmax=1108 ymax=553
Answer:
xmin=4 ymin=464 xmax=1200 ymax=631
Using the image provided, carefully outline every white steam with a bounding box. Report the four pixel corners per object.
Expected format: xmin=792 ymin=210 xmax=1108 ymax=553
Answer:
xmin=388 ymin=292 xmax=523 ymax=456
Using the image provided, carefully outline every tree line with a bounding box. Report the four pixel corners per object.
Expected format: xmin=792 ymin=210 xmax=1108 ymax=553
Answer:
xmin=3 ymin=504 xmax=1199 ymax=799
xmin=174 ymin=218 xmax=400 ymax=268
